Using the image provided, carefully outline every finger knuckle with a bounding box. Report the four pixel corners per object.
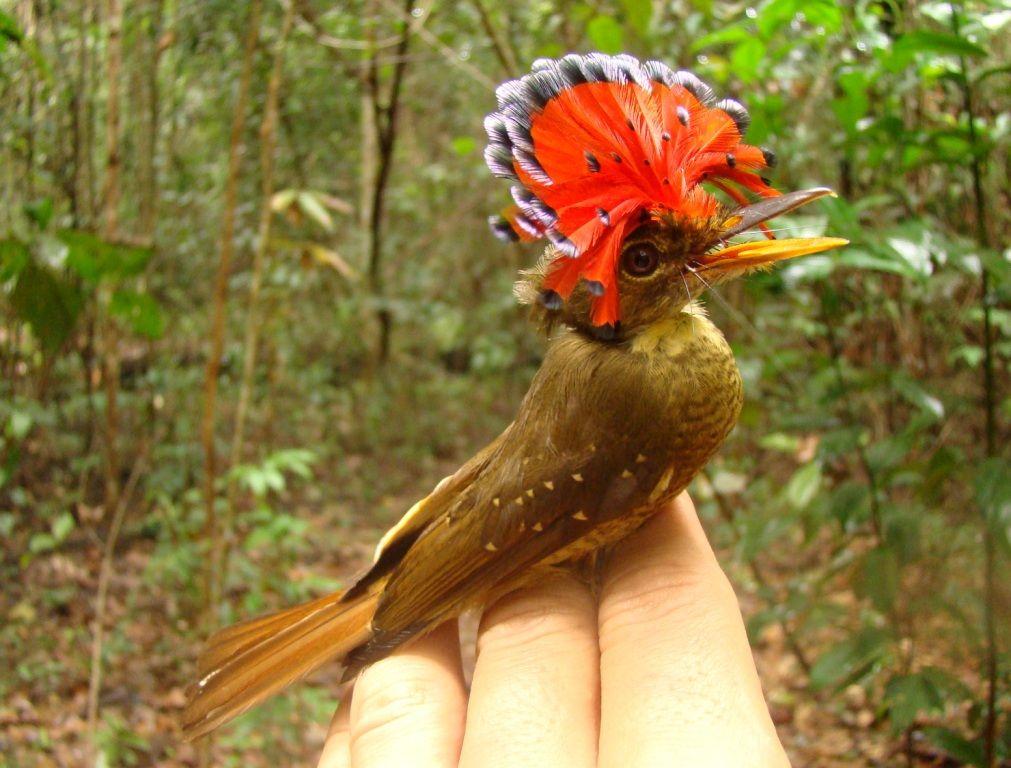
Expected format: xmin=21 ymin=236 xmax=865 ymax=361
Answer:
xmin=598 ymin=561 xmax=733 ymax=644
xmin=478 ymin=580 xmax=594 ymax=654
xmin=350 ymin=669 xmax=433 ymax=746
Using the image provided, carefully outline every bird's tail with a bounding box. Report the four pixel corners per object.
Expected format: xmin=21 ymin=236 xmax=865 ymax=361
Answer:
xmin=182 ymin=580 xmax=383 ymax=740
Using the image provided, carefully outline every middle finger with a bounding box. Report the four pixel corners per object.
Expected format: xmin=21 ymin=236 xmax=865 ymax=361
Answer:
xmin=458 ymin=571 xmax=599 ymax=768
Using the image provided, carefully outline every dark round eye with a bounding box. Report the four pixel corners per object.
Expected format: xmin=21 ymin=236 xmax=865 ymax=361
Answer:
xmin=622 ymin=243 xmax=661 ymax=277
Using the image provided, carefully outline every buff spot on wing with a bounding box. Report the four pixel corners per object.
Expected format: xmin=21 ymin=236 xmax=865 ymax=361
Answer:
xmin=526 ymin=488 xmax=535 ymax=498
xmin=532 ymin=522 xmax=543 ymax=531
xmin=648 ymin=465 xmax=676 ymax=503
xmin=572 ymin=511 xmax=588 ymax=521
xmin=543 ymin=480 xmax=555 ymax=491
xmin=572 ymin=473 xmax=583 ymax=482
xmin=485 ymin=542 xmax=498 ymax=552
xmin=636 ymin=454 xmax=647 ymax=463
xmin=621 ymin=468 xmax=634 ymax=479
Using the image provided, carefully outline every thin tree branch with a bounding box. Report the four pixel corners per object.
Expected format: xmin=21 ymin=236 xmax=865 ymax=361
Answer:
xmin=218 ymin=0 xmax=296 ymax=605
xmin=200 ymin=0 xmax=263 ymax=628
xmin=381 ymin=0 xmax=496 ymax=89
xmin=471 ymin=0 xmax=519 ymax=77
xmin=952 ymin=7 xmax=999 ymax=765
xmin=86 ymin=439 xmax=149 ymax=754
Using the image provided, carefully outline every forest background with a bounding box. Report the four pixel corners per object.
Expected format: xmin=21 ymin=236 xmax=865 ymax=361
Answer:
xmin=1 ymin=0 xmax=1009 ymax=765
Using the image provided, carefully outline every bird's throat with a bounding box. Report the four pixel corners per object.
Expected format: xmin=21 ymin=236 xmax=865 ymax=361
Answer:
xmin=628 ymin=302 xmax=722 ymax=361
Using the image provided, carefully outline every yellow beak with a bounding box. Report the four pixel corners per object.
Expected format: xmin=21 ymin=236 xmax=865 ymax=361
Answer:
xmin=700 ymin=236 xmax=849 ymax=272
xmin=698 ymin=186 xmax=848 ymax=273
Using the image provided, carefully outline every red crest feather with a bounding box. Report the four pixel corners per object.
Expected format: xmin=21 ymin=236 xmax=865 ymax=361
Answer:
xmin=485 ymin=54 xmax=779 ymax=327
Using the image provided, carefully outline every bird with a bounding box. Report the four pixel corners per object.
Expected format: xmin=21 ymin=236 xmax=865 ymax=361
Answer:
xmin=182 ymin=52 xmax=847 ymax=739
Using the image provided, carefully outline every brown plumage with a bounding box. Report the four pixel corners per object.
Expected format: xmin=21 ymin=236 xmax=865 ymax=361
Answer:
xmin=182 ymin=55 xmax=847 ymax=740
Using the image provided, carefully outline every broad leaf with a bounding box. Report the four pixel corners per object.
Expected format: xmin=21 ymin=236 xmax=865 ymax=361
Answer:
xmin=0 ymin=238 xmax=30 ymax=281
xmin=10 ymin=261 xmax=83 ymax=353
xmin=887 ymin=31 xmax=988 ymax=71
xmin=109 ymin=289 xmax=166 ymax=339
xmin=810 ymin=627 xmax=891 ymax=690
xmin=60 ymin=230 xmax=152 ymax=283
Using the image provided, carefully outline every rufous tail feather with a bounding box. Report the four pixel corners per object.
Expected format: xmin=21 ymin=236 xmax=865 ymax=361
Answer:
xmin=182 ymin=579 xmax=383 ymax=740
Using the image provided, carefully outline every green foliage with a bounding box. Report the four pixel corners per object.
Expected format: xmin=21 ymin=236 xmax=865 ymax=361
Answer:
xmin=230 ymin=448 xmax=316 ymax=499
xmin=810 ymin=626 xmax=892 ymax=691
xmin=586 ymin=16 xmax=624 ymax=54
xmin=9 ymin=259 xmax=82 ymax=353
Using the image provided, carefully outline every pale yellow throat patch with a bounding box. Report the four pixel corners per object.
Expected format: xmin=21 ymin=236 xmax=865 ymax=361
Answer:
xmin=630 ymin=301 xmax=714 ymax=359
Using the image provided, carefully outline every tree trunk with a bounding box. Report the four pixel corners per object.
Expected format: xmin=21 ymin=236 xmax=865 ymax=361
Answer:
xmin=218 ymin=0 xmax=295 ymax=607
xmin=363 ymin=0 xmax=413 ymax=367
xmin=138 ymin=0 xmax=165 ymax=242
xmin=87 ymin=0 xmax=125 ymax=753
xmin=199 ymin=0 xmax=262 ymax=627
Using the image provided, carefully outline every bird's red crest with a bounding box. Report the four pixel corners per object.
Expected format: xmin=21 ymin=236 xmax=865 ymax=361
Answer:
xmin=485 ymin=53 xmax=779 ymax=327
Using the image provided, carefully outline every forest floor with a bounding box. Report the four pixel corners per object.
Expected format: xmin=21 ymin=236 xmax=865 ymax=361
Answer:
xmin=2 ymin=486 xmax=960 ymax=768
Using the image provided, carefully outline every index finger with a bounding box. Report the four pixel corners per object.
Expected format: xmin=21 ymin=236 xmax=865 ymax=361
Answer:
xmin=597 ymin=493 xmax=789 ymax=768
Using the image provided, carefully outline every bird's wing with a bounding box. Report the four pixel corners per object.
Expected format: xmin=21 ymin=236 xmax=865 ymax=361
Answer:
xmin=344 ymin=333 xmax=681 ymax=670
xmin=341 ymin=429 xmax=512 ymax=601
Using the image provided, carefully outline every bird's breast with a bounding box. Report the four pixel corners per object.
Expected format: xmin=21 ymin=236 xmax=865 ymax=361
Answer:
xmin=541 ymin=313 xmax=743 ymax=566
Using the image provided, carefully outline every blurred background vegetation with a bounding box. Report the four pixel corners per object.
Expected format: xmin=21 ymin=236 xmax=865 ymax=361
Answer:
xmin=1 ymin=0 xmax=1009 ymax=765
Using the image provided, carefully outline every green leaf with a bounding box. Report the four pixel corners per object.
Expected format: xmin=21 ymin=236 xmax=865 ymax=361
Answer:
xmin=690 ymin=23 xmax=749 ymax=52
xmin=865 ymin=434 xmax=914 ymax=474
xmin=60 ymin=230 xmax=152 ymax=283
xmin=810 ymin=627 xmax=890 ymax=690
xmin=921 ymin=727 xmax=986 ymax=767
xmin=297 ymin=192 xmax=334 ymax=232
xmin=828 ymin=482 xmax=870 ymax=528
xmin=755 ymin=0 xmax=801 ymax=36
xmin=857 ymin=547 xmax=900 ymax=613
xmin=832 ymin=247 xmax=924 ymax=279
xmin=731 ymin=37 xmax=765 ymax=84
xmin=28 ymin=532 xmax=56 ymax=554
xmin=587 ymin=16 xmax=624 ymax=54
xmin=24 ymin=198 xmax=54 ymax=229
xmin=0 ymin=238 xmax=30 ymax=281
xmin=51 ymin=512 xmax=75 ymax=543
xmin=450 ymin=136 xmax=476 ymax=156
xmin=783 ymin=461 xmax=822 ymax=510
xmin=6 ymin=411 xmax=33 ymax=440
xmin=884 ymin=672 xmax=945 ymax=731
xmin=801 ymin=0 xmax=842 ymax=32
xmin=11 ymin=260 xmax=83 ymax=353
xmin=759 ymin=432 xmax=801 ymax=452
xmin=832 ymin=70 xmax=870 ymax=134
xmin=975 ymin=458 xmax=1011 ymax=539
xmin=108 ymin=290 xmax=166 ymax=339
xmin=267 ymin=448 xmax=317 ymax=480
xmin=887 ymin=31 xmax=988 ymax=71
xmin=620 ymin=0 xmax=652 ymax=37
xmin=892 ymin=376 xmax=944 ymax=420
xmin=0 ymin=11 xmax=23 ymax=45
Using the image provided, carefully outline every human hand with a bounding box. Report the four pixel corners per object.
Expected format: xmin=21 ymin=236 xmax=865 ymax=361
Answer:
xmin=318 ymin=492 xmax=790 ymax=767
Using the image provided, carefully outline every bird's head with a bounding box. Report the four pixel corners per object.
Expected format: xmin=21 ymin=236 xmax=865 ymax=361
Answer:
xmin=485 ymin=54 xmax=847 ymax=341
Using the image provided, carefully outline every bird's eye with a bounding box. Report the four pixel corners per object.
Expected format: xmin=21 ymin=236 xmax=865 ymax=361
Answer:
xmin=621 ymin=243 xmax=661 ymax=277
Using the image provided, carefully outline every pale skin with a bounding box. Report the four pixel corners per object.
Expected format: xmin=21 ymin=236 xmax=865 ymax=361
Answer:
xmin=317 ymin=492 xmax=791 ymax=768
